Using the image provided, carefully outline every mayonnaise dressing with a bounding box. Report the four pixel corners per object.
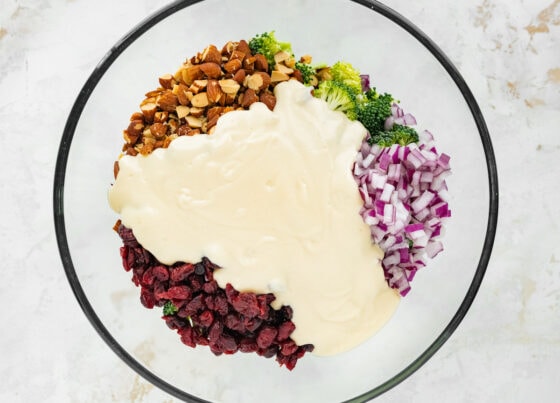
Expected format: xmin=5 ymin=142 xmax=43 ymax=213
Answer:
xmin=108 ymin=80 xmax=400 ymax=356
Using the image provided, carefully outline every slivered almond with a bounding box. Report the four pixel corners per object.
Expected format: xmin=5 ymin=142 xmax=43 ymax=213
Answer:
xmin=176 ymin=105 xmax=190 ymax=119
xmin=275 ymin=63 xmax=294 ymax=75
xmin=219 ymin=79 xmax=240 ymax=95
xmin=191 ymin=92 xmax=209 ymax=108
xmin=271 ymin=70 xmax=290 ymax=82
xmin=274 ymin=51 xmax=291 ymax=64
xmin=186 ymin=115 xmax=203 ymax=128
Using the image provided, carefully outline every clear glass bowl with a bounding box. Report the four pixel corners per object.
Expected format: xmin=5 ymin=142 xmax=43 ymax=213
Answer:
xmin=53 ymin=1 xmax=498 ymax=402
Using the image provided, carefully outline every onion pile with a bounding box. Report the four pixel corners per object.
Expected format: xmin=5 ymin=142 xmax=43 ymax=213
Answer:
xmin=353 ymin=109 xmax=451 ymax=296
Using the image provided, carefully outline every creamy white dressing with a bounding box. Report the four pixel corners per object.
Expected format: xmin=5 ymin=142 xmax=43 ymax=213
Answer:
xmin=108 ymin=80 xmax=400 ymax=356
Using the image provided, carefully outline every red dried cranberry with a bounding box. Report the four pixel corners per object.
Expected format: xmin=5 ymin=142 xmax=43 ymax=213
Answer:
xmin=277 ymin=321 xmax=296 ymax=341
xmin=238 ymin=338 xmax=258 ymax=353
xmin=179 ymin=327 xmax=195 ymax=348
xmin=198 ymin=310 xmax=214 ymax=328
xmin=165 ymin=285 xmax=192 ymax=300
xmin=231 ymin=292 xmax=260 ymax=318
xmin=224 ymin=313 xmax=244 ymax=332
xmin=213 ymin=295 xmax=229 ymax=316
xmin=280 ymin=340 xmax=298 ymax=356
xmin=202 ymin=280 xmax=218 ymax=294
xmin=170 ymin=263 xmax=195 ymax=282
xmin=152 ymin=265 xmax=169 ymax=281
xmin=257 ymin=326 xmax=278 ymax=349
xmin=140 ymin=288 xmax=156 ymax=309
xmin=242 ymin=316 xmax=263 ymax=333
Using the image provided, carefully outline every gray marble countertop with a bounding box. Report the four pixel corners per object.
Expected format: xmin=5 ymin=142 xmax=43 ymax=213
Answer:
xmin=1 ymin=0 xmax=558 ymax=401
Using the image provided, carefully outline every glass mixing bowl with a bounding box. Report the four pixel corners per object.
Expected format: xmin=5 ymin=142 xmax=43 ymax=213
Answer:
xmin=54 ymin=0 xmax=498 ymax=401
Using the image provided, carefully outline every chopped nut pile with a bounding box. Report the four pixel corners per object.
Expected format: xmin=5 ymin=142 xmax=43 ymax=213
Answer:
xmin=119 ymin=39 xmax=316 ymax=158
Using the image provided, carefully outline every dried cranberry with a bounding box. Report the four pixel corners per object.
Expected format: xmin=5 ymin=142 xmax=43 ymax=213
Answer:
xmin=277 ymin=321 xmax=296 ymax=341
xmin=170 ymin=263 xmax=195 ymax=282
xmin=257 ymin=326 xmax=278 ymax=349
xmin=231 ymin=292 xmax=260 ymax=318
xmin=140 ymin=288 xmax=156 ymax=309
xmin=198 ymin=310 xmax=214 ymax=328
xmin=179 ymin=327 xmax=195 ymax=348
xmin=118 ymin=225 xmax=315 ymax=371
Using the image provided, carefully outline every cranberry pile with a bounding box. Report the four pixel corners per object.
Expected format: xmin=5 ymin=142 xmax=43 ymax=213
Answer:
xmin=117 ymin=224 xmax=313 ymax=370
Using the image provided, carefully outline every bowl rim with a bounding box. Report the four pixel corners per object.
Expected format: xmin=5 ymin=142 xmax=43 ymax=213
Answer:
xmin=53 ymin=0 xmax=499 ymax=401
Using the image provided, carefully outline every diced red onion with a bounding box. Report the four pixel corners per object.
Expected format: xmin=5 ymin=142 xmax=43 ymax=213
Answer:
xmin=353 ymin=126 xmax=451 ymax=296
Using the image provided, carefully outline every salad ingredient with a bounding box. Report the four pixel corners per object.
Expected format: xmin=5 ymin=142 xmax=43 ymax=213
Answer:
xmin=313 ymin=80 xmax=359 ymax=120
xmin=163 ymin=301 xmax=178 ymax=316
xmin=109 ymin=80 xmax=400 ymax=356
xmin=357 ymin=89 xmax=394 ymax=139
xmin=248 ymin=31 xmax=293 ymax=67
xmin=329 ymin=61 xmax=363 ymax=94
xmin=118 ymin=226 xmax=313 ymax=370
xmin=294 ymin=61 xmax=316 ymax=85
xmin=353 ymin=136 xmax=451 ymax=296
xmin=369 ymin=123 xmax=419 ymax=147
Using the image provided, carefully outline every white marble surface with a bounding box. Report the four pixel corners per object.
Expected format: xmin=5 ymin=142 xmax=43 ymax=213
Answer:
xmin=1 ymin=0 xmax=559 ymax=402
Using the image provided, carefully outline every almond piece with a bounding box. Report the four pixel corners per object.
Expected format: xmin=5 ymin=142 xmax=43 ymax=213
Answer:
xmin=140 ymin=103 xmax=157 ymax=123
xmin=245 ymin=72 xmax=271 ymax=92
xmin=230 ymin=49 xmax=246 ymax=61
xmin=271 ymin=70 xmax=290 ymax=82
xmin=254 ymin=54 xmax=268 ymax=72
xmin=207 ymin=106 xmax=224 ymax=122
xmin=275 ymin=63 xmax=294 ymax=75
xmin=173 ymin=83 xmax=190 ymax=106
xmin=186 ymin=115 xmax=203 ymax=128
xmin=243 ymin=56 xmax=256 ymax=71
xmin=236 ymin=39 xmax=251 ymax=56
xmin=176 ymin=105 xmax=190 ymax=119
xmin=207 ymin=80 xmax=224 ymax=104
xmin=233 ymin=69 xmax=246 ymax=84
xmin=189 ymin=107 xmax=205 ymax=117
xmin=221 ymin=41 xmax=236 ymax=57
xmin=158 ymin=73 xmax=174 ymax=89
xmin=130 ymin=112 xmax=144 ymax=122
xmin=223 ymin=58 xmax=242 ymax=74
xmin=199 ymin=62 xmax=222 ymax=79
xmin=154 ymin=111 xmax=169 ymax=124
xmin=191 ymin=92 xmax=209 ymax=108
xmin=113 ymin=160 xmax=119 ymax=179
xmin=201 ymin=44 xmax=222 ymax=64
xmin=219 ymin=79 xmax=241 ymax=95
xmin=260 ymin=92 xmax=277 ymax=111
xmin=124 ymin=120 xmax=144 ymax=143
xmin=182 ymin=65 xmax=203 ymax=85
xmin=150 ymin=123 xmax=168 ymax=139
xmin=156 ymin=91 xmax=178 ymax=112
xmin=240 ymin=88 xmax=259 ymax=108
xmin=300 ymin=54 xmax=312 ymax=64
xmin=189 ymin=79 xmax=208 ymax=94
xmin=274 ymin=51 xmax=292 ymax=64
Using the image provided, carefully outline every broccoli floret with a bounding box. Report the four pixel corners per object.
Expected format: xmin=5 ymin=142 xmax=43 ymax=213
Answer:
xmin=329 ymin=61 xmax=363 ymax=94
xmin=163 ymin=301 xmax=178 ymax=316
xmin=295 ymin=61 xmax=316 ymax=85
xmin=357 ymin=90 xmax=394 ymax=136
xmin=369 ymin=124 xmax=419 ymax=147
xmin=313 ymin=80 xmax=359 ymax=120
xmin=248 ymin=31 xmax=293 ymax=67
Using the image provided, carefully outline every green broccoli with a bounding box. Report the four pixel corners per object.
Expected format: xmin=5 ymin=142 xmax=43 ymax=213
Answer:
xmin=163 ymin=301 xmax=178 ymax=316
xmin=329 ymin=61 xmax=363 ymax=94
xmin=313 ymin=80 xmax=359 ymax=120
xmin=357 ymin=89 xmax=394 ymax=136
xmin=248 ymin=31 xmax=293 ymax=67
xmin=295 ymin=61 xmax=316 ymax=85
xmin=369 ymin=124 xmax=419 ymax=147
